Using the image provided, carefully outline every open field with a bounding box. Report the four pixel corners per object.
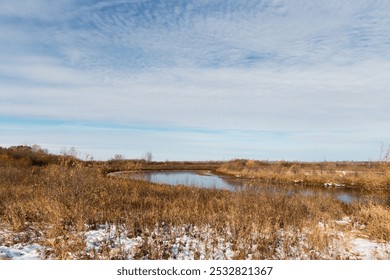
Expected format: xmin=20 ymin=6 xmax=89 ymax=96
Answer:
xmin=1 ymin=146 xmax=390 ymax=260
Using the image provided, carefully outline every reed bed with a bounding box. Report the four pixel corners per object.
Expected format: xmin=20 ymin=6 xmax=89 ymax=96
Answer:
xmin=217 ymin=159 xmax=390 ymax=193
xmin=1 ymin=146 xmax=389 ymax=259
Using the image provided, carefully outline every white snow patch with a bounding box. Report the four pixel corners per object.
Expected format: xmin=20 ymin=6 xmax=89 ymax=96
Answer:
xmin=84 ymin=224 xmax=141 ymax=259
xmin=81 ymin=224 xmax=235 ymax=260
xmin=0 ymin=244 xmax=44 ymax=260
xmin=349 ymin=238 xmax=390 ymax=260
xmin=324 ymin=182 xmax=346 ymax=188
xmin=335 ymin=216 xmax=351 ymax=226
xmin=0 ymin=227 xmax=45 ymax=260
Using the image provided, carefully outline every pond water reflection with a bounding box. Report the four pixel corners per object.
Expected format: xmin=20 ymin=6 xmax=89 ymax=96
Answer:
xmin=114 ymin=170 xmax=389 ymax=205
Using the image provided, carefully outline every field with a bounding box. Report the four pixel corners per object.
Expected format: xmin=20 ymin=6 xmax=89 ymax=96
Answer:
xmin=1 ymin=145 xmax=390 ymax=260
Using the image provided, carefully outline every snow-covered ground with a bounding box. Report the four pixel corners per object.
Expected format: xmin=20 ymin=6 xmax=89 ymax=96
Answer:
xmin=0 ymin=228 xmax=45 ymax=260
xmin=84 ymin=223 xmax=390 ymax=260
xmin=83 ymin=224 xmax=235 ymax=260
xmin=351 ymin=238 xmax=390 ymax=259
xmin=1 ymin=220 xmax=389 ymax=260
xmin=0 ymin=244 xmax=44 ymax=260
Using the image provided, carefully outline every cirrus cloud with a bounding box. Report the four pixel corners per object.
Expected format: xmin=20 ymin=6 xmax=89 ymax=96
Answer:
xmin=1 ymin=0 xmax=390 ymax=160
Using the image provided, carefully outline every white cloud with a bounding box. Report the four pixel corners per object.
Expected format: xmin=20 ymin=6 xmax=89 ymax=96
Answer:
xmin=47 ymin=0 xmax=390 ymax=69
xmin=1 ymin=0 xmax=390 ymax=160
xmin=2 ymin=60 xmax=390 ymax=133
xmin=0 ymin=0 xmax=76 ymax=21
xmin=0 ymin=56 xmax=95 ymax=86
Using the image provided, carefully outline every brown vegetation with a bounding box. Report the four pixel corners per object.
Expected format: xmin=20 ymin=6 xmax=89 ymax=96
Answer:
xmin=217 ymin=159 xmax=390 ymax=193
xmin=1 ymin=146 xmax=389 ymax=259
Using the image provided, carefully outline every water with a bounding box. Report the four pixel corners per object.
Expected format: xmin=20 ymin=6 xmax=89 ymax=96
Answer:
xmin=142 ymin=171 xmax=235 ymax=190
xmin=112 ymin=170 xmax=389 ymax=205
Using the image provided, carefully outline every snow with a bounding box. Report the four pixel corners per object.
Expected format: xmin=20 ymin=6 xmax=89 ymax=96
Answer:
xmin=1 ymin=220 xmax=389 ymax=260
xmin=324 ymin=182 xmax=346 ymax=188
xmin=84 ymin=224 xmax=141 ymax=259
xmin=0 ymin=244 xmax=44 ymax=260
xmin=335 ymin=216 xmax=352 ymax=226
xmin=82 ymin=224 xmax=235 ymax=260
xmin=0 ymin=228 xmax=45 ymax=260
xmin=79 ymin=223 xmax=390 ymax=260
xmin=350 ymin=238 xmax=390 ymax=260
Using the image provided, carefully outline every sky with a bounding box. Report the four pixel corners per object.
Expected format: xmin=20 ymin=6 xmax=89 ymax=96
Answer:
xmin=1 ymin=0 xmax=390 ymax=161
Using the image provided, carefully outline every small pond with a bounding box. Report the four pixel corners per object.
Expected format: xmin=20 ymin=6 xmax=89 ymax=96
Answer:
xmin=111 ymin=170 xmax=389 ymax=205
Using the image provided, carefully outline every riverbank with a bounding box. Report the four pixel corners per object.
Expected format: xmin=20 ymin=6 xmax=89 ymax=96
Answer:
xmin=106 ymin=158 xmax=390 ymax=194
xmin=108 ymin=169 xmax=390 ymax=205
xmin=216 ymin=160 xmax=390 ymax=193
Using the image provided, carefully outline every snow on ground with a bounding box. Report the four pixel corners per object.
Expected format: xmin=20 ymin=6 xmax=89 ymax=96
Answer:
xmin=349 ymin=237 xmax=390 ymax=260
xmin=78 ymin=223 xmax=390 ymax=260
xmin=333 ymin=217 xmax=390 ymax=260
xmin=1 ymin=221 xmax=389 ymax=260
xmin=0 ymin=228 xmax=45 ymax=260
xmin=84 ymin=224 xmax=142 ymax=259
xmin=83 ymin=224 xmax=234 ymax=260
xmin=0 ymin=244 xmax=44 ymax=260
xmin=335 ymin=216 xmax=352 ymax=226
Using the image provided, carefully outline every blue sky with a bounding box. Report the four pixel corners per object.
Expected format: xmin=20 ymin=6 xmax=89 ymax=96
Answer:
xmin=1 ymin=0 xmax=390 ymax=161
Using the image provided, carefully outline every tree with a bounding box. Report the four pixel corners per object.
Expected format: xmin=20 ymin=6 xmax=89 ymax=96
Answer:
xmin=60 ymin=146 xmax=77 ymax=158
xmin=113 ymin=154 xmax=125 ymax=161
xmin=31 ymin=144 xmax=48 ymax=154
xmin=143 ymin=152 xmax=153 ymax=162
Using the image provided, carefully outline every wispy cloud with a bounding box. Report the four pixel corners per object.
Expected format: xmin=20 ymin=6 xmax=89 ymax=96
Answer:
xmin=0 ymin=56 xmax=95 ymax=86
xmin=46 ymin=0 xmax=390 ymax=69
xmin=1 ymin=0 xmax=390 ymax=160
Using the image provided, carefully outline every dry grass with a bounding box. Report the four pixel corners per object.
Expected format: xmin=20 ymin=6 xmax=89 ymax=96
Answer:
xmin=353 ymin=204 xmax=390 ymax=242
xmin=0 ymin=164 xmax=346 ymax=258
xmin=0 ymin=146 xmax=389 ymax=259
xmin=217 ymin=159 xmax=390 ymax=193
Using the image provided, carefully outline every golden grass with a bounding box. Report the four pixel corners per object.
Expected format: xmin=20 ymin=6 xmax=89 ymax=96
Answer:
xmin=0 ymin=161 xmax=353 ymax=259
xmin=217 ymin=159 xmax=390 ymax=193
xmin=354 ymin=204 xmax=390 ymax=242
xmin=0 ymin=146 xmax=389 ymax=259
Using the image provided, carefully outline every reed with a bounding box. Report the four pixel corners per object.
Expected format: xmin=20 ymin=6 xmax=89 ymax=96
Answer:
xmin=0 ymin=146 xmax=389 ymax=259
xmin=217 ymin=159 xmax=390 ymax=193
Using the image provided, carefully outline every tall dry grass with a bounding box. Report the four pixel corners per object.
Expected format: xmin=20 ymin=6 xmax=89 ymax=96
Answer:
xmin=0 ymin=160 xmax=354 ymax=259
xmin=354 ymin=204 xmax=390 ymax=242
xmin=1 ymin=146 xmax=389 ymax=259
xmin=217 ymin=159 xmax=390 ymax=193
